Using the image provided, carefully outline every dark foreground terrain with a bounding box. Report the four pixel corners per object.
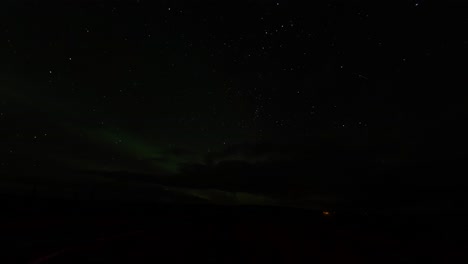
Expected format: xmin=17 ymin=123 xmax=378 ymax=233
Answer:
xmin=2 ymin=197 xmax=468 ymax=264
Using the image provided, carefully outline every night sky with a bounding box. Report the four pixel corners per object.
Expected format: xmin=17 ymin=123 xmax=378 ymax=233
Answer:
xmin=1 ymin=1 xmax=467 ymax=198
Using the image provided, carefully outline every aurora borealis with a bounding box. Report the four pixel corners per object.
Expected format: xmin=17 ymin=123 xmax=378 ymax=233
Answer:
xmin=1 ymin=1 xmax=467 ymax=199
xmin=2 ymin=3 xmax=468 ymax=263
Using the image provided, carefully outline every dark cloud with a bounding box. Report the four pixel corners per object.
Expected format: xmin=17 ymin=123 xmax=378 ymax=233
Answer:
xmin=175 ymin=141 xmax=378 ymax=200
xmin=205 ymin=143 xmax=281 ymax=164
xmin=205 ymin=140 xmax=375 ymax=167
xmin=163 ymin=147 xmax=195 ymax=157
xmin=142 ymin=157 xmax=170 ymax=163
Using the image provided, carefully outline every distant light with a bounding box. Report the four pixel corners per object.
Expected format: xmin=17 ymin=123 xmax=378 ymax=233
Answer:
xmin=322 ymin=211 xmax=331 ymax=216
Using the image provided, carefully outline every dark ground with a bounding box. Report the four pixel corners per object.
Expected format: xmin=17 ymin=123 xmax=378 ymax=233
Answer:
xmin=2 ymin=196 xmax=468 ymax=264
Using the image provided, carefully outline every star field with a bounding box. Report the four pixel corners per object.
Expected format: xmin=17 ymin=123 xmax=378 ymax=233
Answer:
xmin=1 ymin=0 xmax=467 ymax=177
